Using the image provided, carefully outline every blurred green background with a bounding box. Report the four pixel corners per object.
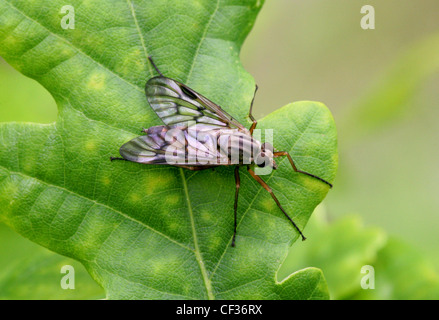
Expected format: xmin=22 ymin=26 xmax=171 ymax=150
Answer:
xmin=1 ymin=0 xmax=438 ymax=299
xmin=242 ymin=0 xmax=439 ymax=261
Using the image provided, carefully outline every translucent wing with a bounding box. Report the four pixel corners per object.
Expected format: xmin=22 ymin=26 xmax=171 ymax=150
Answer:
xmin=119 ymin=125 xmax=236 ymax=166
xmin=119 ymin=126 xmax=172 ymax=164
xmin=145 ymin=76 xmax=247 ymax=131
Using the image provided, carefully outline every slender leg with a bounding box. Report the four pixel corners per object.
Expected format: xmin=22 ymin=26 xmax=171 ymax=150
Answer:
xmin=274 ymin=151 xmax=333 ymax=188
xmin=232 ymin=166 xmax=241 ymax=247
xmin=247 ymin=166 xmax=306 ymax=241
xmin=148 ymin=56 xmax=164 ymax=76
xmin=248 ymin=85 xmax=258 ymax=135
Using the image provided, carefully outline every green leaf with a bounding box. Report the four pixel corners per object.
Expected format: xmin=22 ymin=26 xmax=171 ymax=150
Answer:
xmin=0 ymin=0 xmax=337 ymax=299
xmin=352 ymin=238 xmax=439 ymax=300
xmin=278 ymin=209 xmax=387 ymax=299
xmin=279 ymin=210 xmax=439 ymax=300
xmin=0 ymin=224 xmax=104 ymax=299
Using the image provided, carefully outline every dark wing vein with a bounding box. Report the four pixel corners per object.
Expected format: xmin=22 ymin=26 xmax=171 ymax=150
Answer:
xmin=119 ymin=125 xmax=234 ymax=166
xmin=145 ymin=76 xmax=246 ymax=131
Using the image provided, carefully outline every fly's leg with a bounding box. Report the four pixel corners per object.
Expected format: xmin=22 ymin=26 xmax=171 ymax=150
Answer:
xmin=148 ymin=56 xmax=164 ymax=76
xmin=248 ymin=84 xmax=258 ymax=135
xmin=273 ymin=151 xmax=333 ymax=188
xmin=247 ymin=166 xmax=306 ymax=241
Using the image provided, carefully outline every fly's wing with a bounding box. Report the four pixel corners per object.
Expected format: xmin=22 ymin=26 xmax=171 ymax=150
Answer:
xmin=119 ymin=125 xmax=173 ymax=164
xmin=145 ymin=76 xmax=247 ymax=131
xmin=119 ymin=125 xmax=229 ymax=166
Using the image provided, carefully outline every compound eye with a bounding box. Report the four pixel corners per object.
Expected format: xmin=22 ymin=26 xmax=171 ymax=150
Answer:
xmin=256 ymin=152 xmax=267 ymax=168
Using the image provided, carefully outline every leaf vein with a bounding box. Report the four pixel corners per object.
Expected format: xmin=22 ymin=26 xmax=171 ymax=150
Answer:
xmin=3 ymin=0 xmax=143 ymax=93
xmin=1 ymin=166 xmax=193 ymax=252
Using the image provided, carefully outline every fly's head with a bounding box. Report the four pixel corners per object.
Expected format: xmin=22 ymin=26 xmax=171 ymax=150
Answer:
xmin=255 ymin=142 xmax=277 ymax=170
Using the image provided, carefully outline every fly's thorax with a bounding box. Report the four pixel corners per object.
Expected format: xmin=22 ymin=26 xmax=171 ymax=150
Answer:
xmin=216 ymin=129 xmax=262 ymax=165
xmin=238 ymin=127 xmax=251 ymax=136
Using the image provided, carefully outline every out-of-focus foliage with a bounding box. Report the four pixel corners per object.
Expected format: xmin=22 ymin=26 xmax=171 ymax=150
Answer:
xmin=279 ymin=208 xmax=439 ymax=300
xmin=352 ymin=238 xmax=439 ymax=300
xmin=278 ymin=207 xmax=386 ymax=299
xmin=276 ymin=30 xmax=439 ymax=298
xmin=0 ymin=60 xmax=57 ymax=123
xmin=0 ymin=224 xmax=104 ymax=299
xmin=242 ymin=0 xmax=439 ymax=267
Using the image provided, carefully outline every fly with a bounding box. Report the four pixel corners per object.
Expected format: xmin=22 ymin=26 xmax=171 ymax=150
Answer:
xmin=111 ymin=57 xmax=333 ymax=247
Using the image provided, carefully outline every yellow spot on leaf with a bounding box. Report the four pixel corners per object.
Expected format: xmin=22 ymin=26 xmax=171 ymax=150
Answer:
xmin=61 ymin=47 xmax=75 ymax=57
xmin=88 ymin=72 xmax=106 ymax=90
xmin=129 ymin=192 xmax=141 ymax=203
xmin=201 ymin=210 xmax=211 ymax=222
xmin=145 ymin=172 xmax=176 ymax=195
xmin=22 ymin=159 xmax=34 ymax=173
xmin=0 ymin=180 xmax=19 ymax=206
xmin=301 ymin=175 xmax=326 ymax=191
xmin=101 ymin=176 xmax=111 ymax=186
xmin=150 ymin=255 xmax=177 ymax=275
xmin=85 ymin=140 xmax=96 ymax=151
xmin=2 ymin=36 xmax=16 ymax=48
xmin=168 ymin=222 xmax=179 ymax=232
xmin=262 ymin=198 xmax=275 ymax=212
xmin=209 ymin=236 xmax=221 ymax=249
xmin=115 ymin=48 xmax=145 ymax=76
xmin=166 ymin=194 xmax=180 ymax=206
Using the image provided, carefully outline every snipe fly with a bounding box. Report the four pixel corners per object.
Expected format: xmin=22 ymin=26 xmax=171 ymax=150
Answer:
xmin=111 ymin=57 xmax=332 ymax=246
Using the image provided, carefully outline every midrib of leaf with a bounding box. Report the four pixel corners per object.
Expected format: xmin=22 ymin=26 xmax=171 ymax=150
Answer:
xmin=175 ymin=0 xmax=221 ymax=299
xmin=126 ymin=0 xmax=152 ymax=75
xmin=180 ymin=168 xmax=214 ymax=300
xmin=91 ymin=257 xmax=195 ymax=300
